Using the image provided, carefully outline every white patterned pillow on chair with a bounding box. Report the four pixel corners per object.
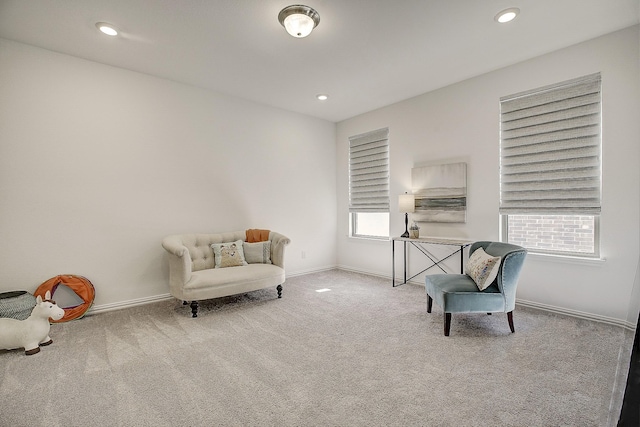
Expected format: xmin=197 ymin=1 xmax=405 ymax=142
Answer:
xmin=465 ymin=247 xmax=501 ymax=290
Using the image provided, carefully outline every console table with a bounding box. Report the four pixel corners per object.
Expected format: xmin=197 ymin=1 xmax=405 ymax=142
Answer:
xmin=391 ymin=237 xmax=473 ymax=287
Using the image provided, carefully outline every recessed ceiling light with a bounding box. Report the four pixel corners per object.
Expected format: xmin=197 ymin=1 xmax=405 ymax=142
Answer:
xmin=95 ymin=22 xmax=119 ymax=36
xmin=494 ymin=8 xmax=520 ymax=23
xmin=316 ymin=94 xmax=328 ymax=101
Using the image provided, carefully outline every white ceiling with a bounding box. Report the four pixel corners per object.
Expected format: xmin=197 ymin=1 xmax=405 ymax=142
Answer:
xmin=0 ymin=0 xmax=638 ymax=122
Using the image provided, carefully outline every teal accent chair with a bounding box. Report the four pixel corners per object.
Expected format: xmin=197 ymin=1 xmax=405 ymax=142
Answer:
xmin=425 ymin=241 xmax=527 ymax=336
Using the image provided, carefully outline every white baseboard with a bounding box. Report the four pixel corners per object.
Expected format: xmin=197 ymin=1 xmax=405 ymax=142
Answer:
xmin=87 ymin=293 xmax=173 ymax=316
xmin=515 ymin=299 xmax=635 ymax=330
xmin=337 ymin=265 xmax=636 ymax=330
xmin=84 ymin=266 xmax=337 ymax=316
xmin=287 ymin=265 xmax=338 ymax=277
xmin=84 ymin=267 xmax=636 ymax=331
xmin=336 ymin=265 xmax=393 ymax=281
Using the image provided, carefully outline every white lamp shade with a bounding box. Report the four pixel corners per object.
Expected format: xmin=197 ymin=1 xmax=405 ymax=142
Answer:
xmin=283 ymin=13 xmax=315 ymax=38
xmin=399 ymin=194 xmax=415 ymax=213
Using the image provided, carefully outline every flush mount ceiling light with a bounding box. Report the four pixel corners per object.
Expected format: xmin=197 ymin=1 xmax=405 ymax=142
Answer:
xmin=316 ymin=94 xmax=328 ymax=101
xmin=494 ymin=8 xmax=520 ymax=23
xmin=95 ymin=22 xmax=119 ymax=36
xmin=278 ymin=5 xmax=320 ymax=38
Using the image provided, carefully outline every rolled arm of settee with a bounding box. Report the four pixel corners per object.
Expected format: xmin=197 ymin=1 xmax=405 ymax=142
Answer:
xmin=162 ymin=236 xmax=188 ymax=257
xmin=270 ymin=232 xmax=291 ymax=269
xmin=162 ymin=235 xmax=193 ymax=288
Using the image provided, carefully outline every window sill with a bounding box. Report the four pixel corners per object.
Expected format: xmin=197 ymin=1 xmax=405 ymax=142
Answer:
xmin=348 ymin=235 xmax=390 ymax=243
xmin=527 ymin=251 xmax=605 ymax=266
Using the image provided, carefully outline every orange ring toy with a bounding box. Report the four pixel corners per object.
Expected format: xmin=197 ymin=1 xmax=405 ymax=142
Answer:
xmin=34 ymin=275 xmax=95 ymax=323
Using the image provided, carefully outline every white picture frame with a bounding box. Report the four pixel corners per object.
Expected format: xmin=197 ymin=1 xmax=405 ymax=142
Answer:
xmin=411 ymin=162 xmax=467 ymax=223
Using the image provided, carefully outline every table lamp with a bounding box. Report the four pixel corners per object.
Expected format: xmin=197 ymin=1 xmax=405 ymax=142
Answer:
xmin=399 ymin=193 xmax=415 ymax=238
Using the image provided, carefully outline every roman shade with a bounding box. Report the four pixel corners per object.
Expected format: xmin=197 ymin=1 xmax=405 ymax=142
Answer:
xmin=499 ymin=73 xmax=602 ymax=215
xmin=349 ymin=128 xmax=390 ymax=213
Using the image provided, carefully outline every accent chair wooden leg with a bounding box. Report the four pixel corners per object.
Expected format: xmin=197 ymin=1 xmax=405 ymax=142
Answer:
xmin=444 ymin=313 xmax=451 ymax=336
xmin=427 ymin=295 xmax=433 ymax=313
xmin=277 ymin=284 xmax=283 ymax=298
xmin=190 ymin=301 xmax=198 ymax=318
xmin=507 ymin=311 xmax=515 ymax=333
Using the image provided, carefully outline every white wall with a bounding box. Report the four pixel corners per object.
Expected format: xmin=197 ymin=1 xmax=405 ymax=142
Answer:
xmin=0 ymin=39 xmax=337 ymax=309
xmin=337 ymin=26 xmax=640 ymax=323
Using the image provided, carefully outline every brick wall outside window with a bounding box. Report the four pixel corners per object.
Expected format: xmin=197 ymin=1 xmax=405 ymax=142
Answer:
xmin=507 ymin=214 xmax=595 ymax=254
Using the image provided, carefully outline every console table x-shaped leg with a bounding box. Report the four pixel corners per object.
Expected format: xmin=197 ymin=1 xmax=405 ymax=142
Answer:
xmin=392 ymin=237 xmax=472 ymax=287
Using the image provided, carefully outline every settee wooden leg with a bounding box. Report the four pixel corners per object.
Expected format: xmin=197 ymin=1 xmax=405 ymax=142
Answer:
xmin=277 ymin=284 xmax=283 ymax=298
xmin=507 ymin=311 xmax=515 ymax=333
xmin=190 ymin=301 xmax=198 ymax=318
xmin=427 ymin=295 xmax=433 ymax=313
xmin=444 ymin=313 xmax=451 ymax=336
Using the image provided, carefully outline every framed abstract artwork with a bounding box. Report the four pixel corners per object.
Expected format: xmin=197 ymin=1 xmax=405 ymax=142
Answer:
xmin=411 ymin=162 xmax=467 ymax=223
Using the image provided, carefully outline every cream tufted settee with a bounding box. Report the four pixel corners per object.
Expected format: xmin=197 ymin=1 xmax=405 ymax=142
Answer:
xmin=162 ymin=231 xmax=290 ymax=317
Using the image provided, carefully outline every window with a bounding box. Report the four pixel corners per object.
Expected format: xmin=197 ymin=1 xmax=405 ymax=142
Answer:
xmin=351 ymin=212 xmax=389 ymax=238
xmin=503 ymin=214 xmax=599 ymax=256
xmin=499 ymin=73 xmax=601 ymax=257
xmin=349 ymin=128 xmax=390 ymax=238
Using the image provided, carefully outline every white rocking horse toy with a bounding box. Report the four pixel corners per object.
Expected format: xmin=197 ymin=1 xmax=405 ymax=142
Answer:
xmin=0 ymin=291 xmax=65 ymax=355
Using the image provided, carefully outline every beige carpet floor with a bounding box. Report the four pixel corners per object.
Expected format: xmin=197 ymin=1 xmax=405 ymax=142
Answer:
xmin=0 ymin=269 xmax=629 ymax=426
